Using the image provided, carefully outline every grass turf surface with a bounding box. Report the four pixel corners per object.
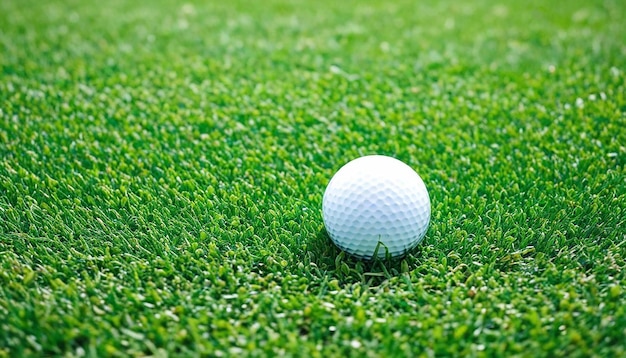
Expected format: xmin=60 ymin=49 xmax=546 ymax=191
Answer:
xmin=1 ymin=0 xmax=625 ymax=356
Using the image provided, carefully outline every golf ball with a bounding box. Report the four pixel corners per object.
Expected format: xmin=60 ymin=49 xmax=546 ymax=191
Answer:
xmin=322 ymin=155 xmax=431 ymax=260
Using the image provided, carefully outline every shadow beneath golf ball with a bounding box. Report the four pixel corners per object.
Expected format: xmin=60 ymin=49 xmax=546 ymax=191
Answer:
xmin=308 ymin=228 xmax=420 ymax=287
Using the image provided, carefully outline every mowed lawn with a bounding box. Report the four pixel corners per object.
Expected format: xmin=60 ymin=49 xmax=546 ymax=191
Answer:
xmin=1 ymin=0 xmax=625 ymax=356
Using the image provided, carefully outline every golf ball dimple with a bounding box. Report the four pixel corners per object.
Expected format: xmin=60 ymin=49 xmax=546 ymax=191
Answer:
xmin=322 ymin=155 xmax=431 ymax=260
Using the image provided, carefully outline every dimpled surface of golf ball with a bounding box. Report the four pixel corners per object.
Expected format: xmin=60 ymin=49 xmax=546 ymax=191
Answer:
xmin=322 ymin=155 xmax=430 ymax=260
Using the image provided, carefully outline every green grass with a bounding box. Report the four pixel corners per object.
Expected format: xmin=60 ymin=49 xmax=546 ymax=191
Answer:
xmin=1 ymin=0 xmax=625 ymax=356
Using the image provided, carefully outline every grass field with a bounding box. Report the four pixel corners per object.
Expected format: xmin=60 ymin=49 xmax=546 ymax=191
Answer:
xmin=1 ymin=0 xmax=625 ymax=356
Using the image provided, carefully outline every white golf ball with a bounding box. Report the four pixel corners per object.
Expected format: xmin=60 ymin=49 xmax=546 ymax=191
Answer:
xmin=322 ymin=155 xmax=431 ymax=260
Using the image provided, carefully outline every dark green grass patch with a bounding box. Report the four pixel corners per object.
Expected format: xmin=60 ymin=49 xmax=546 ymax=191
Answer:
xmin=1 ymin=0 xmax=625 ymax=356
